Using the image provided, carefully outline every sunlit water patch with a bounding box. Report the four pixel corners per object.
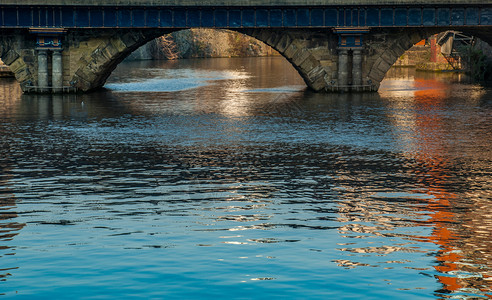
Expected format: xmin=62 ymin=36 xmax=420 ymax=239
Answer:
xmin=105 ymin=77 xmax=213 ymax=92
xmin=243 ymin=85 xmax=306 ymax=93
xmin=106 ymin=64 xmax=250 ymax=92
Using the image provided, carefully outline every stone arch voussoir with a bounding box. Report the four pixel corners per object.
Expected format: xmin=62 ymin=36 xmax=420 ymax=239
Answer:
xmin=0 ymin=34 xmax=36 ymax=91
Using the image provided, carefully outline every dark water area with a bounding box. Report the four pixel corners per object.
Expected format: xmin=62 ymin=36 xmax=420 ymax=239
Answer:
xmin=0 ymin=57 xmax=491 ymax=299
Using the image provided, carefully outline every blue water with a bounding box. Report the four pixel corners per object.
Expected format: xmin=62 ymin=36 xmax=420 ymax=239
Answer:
xmin=0 ymin=58 xmax=491 ymax=299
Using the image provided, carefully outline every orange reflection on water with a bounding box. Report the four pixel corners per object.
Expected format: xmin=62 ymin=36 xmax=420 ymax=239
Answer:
xmin=409 ymin=77 xmax=491 ymax=296
xmin=0 ymin=78 xmax=22 ymax=117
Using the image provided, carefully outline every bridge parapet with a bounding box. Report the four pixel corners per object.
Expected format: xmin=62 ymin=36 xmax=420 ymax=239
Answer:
xmin=0 ymin=4 xmax=491 ymax=29
xmin=0 ymin=0 xmax=489 ymax=5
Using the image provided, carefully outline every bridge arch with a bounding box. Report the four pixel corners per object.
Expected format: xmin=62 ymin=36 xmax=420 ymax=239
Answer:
xmin=363 ymin=28 xmax=439 ymax=90
xmin=364 ymin=28 xmax=492 ymax=88
xmin=70 ymin=28 xmax=340 ymax=93
xmin=67 ymin=29 xmax=169 ymax=92
xmin=0 ymin=29 xmax=168 ymax=92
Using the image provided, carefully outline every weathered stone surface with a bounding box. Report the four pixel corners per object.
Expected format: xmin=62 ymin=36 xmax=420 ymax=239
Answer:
xmin=110 ymin=38 xmax=128 ymax=53
xmin=275 ymin=34 xmax=293 ymax=53
xmin=283 ymin=42 xmax=300 ymax=59
xmin=121 ymin=32 xmax=145 ymax=49
xmin=8 ymin=58 xmax=26 ymax=73
xmin=305 ymin=64 xmax=325 ymax=81
xmin=71 ymin=75 xmax=92 ymax=91
xmin=14 ymin=66 xmax=31 ymax=83
xmin=75 ymin=67 xmax=99 ymax=83
xmin=291 ymin=48 xmax=310 ymax=66
xmin=309 ymin=74 xmax=329 ymax=91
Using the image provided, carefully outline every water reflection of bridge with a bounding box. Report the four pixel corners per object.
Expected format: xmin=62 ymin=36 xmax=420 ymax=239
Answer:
xmin=0 ymin=65 xmax=13 ymax=78
xmin=0 ymin=80 xmax=26 ymax=283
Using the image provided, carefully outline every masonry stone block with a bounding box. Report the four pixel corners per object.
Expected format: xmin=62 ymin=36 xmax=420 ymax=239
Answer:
xmin=75 ymin=67 xmax=99 ymax=84
xmin=91 ymin=48 xmax=113 ymax=68
xmin=377 ymin=58 xmax=392 ymax=73
xmin=256 ymin=30 xmax=272 ymax=44
xmin=291 ymin=48 xmax=311 ymax=66
xmin=299 ymin=57 xmax=318 ymax=77
xmin=15 ymin=67 xmax=31 ymax=83
xmin=3 ymin=50 xmax=20 ymax=65
xmin=284 ymin=39 xmax=307 ymax=59
xmin=305 ymin=64 xmax=324 ymax=81
xmin=275 ymin=34 xmax=293 ymax=53
xmin=310 ymin=74 xmax=329 ymax=91
xmin=71 ymin=75 xmax=92 ymax=91
xmin=121 ymin=32 xmax=145 ymax=48
xmin=368 ymin=65 xmax=385 ymax=81
xmin=266 ymin=32 xmax=281 ymax=47
xmin=99 ymin=45 xmax=119 ymax=62
xmin=8 ymin=58 xmax=26 ymax=73
xmin=110 ymin=38 xmax=128 ymax=53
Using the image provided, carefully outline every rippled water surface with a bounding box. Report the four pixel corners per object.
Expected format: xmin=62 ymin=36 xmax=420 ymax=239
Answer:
xmin=1 ymin=58 xmax=491 ymax=299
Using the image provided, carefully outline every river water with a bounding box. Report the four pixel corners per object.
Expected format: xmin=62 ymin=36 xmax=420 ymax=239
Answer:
xmin=0 ymin=57 xmax=491 ymax=299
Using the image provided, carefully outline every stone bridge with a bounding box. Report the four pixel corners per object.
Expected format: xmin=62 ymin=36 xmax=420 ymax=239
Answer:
xmin=0 ymin=0 xmax=491 ymax=93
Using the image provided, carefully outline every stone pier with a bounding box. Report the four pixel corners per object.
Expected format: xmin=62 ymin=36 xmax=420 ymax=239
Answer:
xmin=337 ymin=49 xmax=349 ymax=92
xmin=352 ymin=49 xmax=363 ymax=89
xmin=36 ymin=50 xmax=48 ymax=93
xmin=30 ymin=29 xmax=67 ymax=93
xmin=52 ymin=50 xmax=63 ymax=93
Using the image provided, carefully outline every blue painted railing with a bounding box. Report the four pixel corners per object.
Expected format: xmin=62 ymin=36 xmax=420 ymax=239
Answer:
xmin=0 ymin=5 xmax=491 ymax=28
